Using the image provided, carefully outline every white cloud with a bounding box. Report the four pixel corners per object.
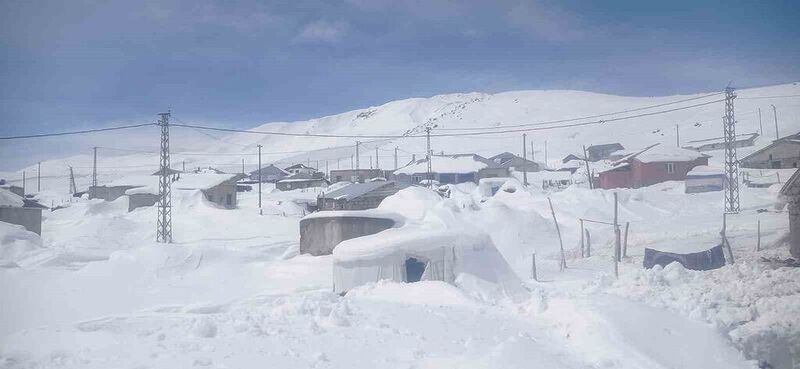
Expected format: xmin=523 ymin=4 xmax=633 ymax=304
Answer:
xmin=294 ymin=20 xmax=349 ymax=44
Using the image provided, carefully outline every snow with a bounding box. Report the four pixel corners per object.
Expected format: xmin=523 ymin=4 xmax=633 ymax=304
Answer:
xmin=394 ymin=155 xmax=487 ymax=175
xmin=631 ymin=144 xmax=708 ymax=163
xmin=0 ymin=188 xmax=24 ymax=207
xmin=174 ymin=173 xmax=240 ymax=190
xmin=688 ymin=165 xmax=725 ymax=176
xmin=3 ymin=83 xmax=800 ymax=368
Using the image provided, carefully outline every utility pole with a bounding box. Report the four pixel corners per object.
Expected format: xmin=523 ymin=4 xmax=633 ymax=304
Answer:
xmin=426 ymin=127 xmax=433 ymax=188
xmin=758 ymin=108 xmax=763 ymax=136
xmin=22 ymin=171 xmax=26 ymax=197
xmin=156 ymin=111 xmax=173 ymax=243
xmin=375 ymin=148 xmax=380 ymax=169
xmin=355 ymin=142 xmax=360 ymax=170
xmin=350 ymin=155 xmax=353 ymax=170
xmin=544 ymin=140 xmax=548 ymax=168
xmin=182 ymin=160 xmax=186 ymax=172
xmin=772 ymin=104 xmax=779 ymax=140
xmin=68 ymin=166 xmax=77 ymax=195
xmin=325 ymin=160 xmax=329 ymax=179
xmin=257 ymin=144 xmax=262 ymax=212
xmin=369 ymin=156 xmax=373 ymax=169
xmin=37 ymin=161 xmax=41 ymax=192
xmin=675 ymin=124 xmax=680 ymax=147
xmin=582 ymin=145 xmax=593 ymax=189
xmin=530 ymin=141 xmax=535 ymax=161
xmin=241 ymin=159 xmax=245 ymax=174
xmin=394 ymin=147 xmax=398 ymax=169
xmin=92 ymin=146 xmax=98 ymax=189
xmin=522 ymin=134 xmax=528 ymax=186
xmin=723 ymin=87 xmax=740 ymax=213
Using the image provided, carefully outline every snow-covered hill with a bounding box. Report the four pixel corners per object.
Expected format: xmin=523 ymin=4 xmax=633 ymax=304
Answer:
xmin=3 ymin=83 xmax=800 ymax=198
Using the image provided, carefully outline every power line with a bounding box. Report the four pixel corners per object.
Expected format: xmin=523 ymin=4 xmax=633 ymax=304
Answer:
xmin=738 ymin=94 xmax=800 ymax=100
xmin=0 ymin=123 xmax=155 ymax=140
xmin=435 ymin=92 xmax=724 ymax=131
xmin=172 ymin=99 xmax=724 ymax=140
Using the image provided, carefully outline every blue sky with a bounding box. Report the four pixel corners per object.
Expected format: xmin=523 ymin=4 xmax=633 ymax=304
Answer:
xmin=1 ymin=0 xmax=799 ymax=137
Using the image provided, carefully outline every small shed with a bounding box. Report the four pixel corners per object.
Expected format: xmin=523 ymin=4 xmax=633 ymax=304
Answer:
xmin=488 ymin=152 xmax=541 ymax=172
xmin=779 ymin=169 xmax=800 ymax=258
xmin=332 ymin=227 xmax=523 ymax=296
xmin=175 ymin=173 xmax=245 ymax=209
xmin=276 ymin=173 xmax=329 ymax=191
xmin=318 ymin=181 xmax=408 ymax=211
xmin=685 ymin=166 xmax=727 ymax=193
xmin=0 ymin=188 xmax=42 ymax=235
xmin=299 ymin=210 xmax=403 ymax=256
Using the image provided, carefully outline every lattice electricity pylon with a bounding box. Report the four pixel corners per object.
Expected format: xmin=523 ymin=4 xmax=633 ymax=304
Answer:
xmin=156 ymin=111 xmax=173 ymax=243
xmin=723 ymin=87 xmax=740 ymax=213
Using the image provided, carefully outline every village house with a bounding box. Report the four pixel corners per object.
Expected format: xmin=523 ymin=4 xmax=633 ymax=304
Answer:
xmin=329 ymin=169 xmax=386 ymax=183
xmin=779 ymin=169 xmax=800 ymax=258
xmin=487 ymin=152 xmax=541 ymax=172
xmin=249 ymin=164 xmax=288 ymax=183
xmin=276 ymin=173 xmax=329 ymax=191
xmin=175 ymin=173 xmax=246 ymax=209
xmin=587 ymin=143 xmax=625 ymax=161
xmin=739 ymin=132 xmax=800 ymax=169
xmin=284 ymin=163 xmax=317 ymax=175
xmin=562 ymin=153 xmax=582 ymax=164
xmin=393 ymin=154 xmax=507 ymax=185
xmin=317 ymin=180 xmax=408 ymax=211
xmin=0 ymin=188 xmax=43 ymax=235
xmin=682 ymin=133 xmax=759 ymax=152
xmin=0 ymin=181 xmax=24 ymax=197
xmin=598 ymin=144 xmax=709 ymax=189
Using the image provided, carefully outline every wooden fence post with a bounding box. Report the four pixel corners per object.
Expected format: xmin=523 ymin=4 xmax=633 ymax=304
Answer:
xmin=580 ymin=219 xmax=585 ymax=258
xmin=756 ymin=220 xmax=761 ymax=251
xmin=547 ymin=197 xmax=566 ymax=271
xmin=585 ymin=229 xmax=591 ymax=257
xmin=623 ymin=221 xmax=630 ymax=258
xmin=531 ymin=253 xmax=538 ymax=281
xmin=613 ymin=193 xmax=620 ymax=277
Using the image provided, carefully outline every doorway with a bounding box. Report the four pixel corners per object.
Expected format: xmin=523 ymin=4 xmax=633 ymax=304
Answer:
xmin=404 ymin=257 xmax=426 ymax=283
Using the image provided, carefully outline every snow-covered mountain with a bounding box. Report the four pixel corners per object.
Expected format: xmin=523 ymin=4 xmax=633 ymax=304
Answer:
xmin=4 ymin=82 xmax=800 ymax=193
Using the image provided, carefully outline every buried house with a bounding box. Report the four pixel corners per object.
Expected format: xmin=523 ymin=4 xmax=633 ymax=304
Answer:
xmin=0 ymin=188 xmax=43 ymax=235
xmin=331 ymin=227 xmax=524 ymax=296
xmin=598 ymin=144 xmax=709 ymax=189
xmin=299 ymin=209 xmax=404 ymax=256
xmin=174 ymin=173 xmax=245 ymax=209
xmin=317 ymin=180 xmax=408 ymax=211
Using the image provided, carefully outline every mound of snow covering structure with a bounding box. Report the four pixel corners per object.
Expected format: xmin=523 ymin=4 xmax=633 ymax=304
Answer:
xmin=0 ymin=222 xmax=43 ymax=267
xmin=332 ymin=224 xmax=526 ymax=300
xmin=377 ymin=186 xmax=442 ymax=220
xmin=0 ymin=188 xmax=24 ymax=207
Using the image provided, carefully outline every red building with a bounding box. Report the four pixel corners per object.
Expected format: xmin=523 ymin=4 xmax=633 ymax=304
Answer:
xmin=598 ymin=145 xmax=709 ymax=189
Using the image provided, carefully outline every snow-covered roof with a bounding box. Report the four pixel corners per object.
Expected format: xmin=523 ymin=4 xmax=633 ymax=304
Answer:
xmin=333 ymin=227 xmax=489 ymax=263
xmin=302 ymin=208 xmax=406 ymax=225
xmin=394 ymin=155 xmax=487 ymax=175
xmin=320 ymin=181 xmax=396 ymax=201
xmin=687 ymin=166 xmax=725 ymax=177
xmin=620 ymin=144 xmax=708 ymax=164
xmin=175 ymin=173 xmax=241 ymax=190
xmin=104 ymin=175 xmax=155 ymax=188
xmin=0 ymin=188 xmax=24 ymax=207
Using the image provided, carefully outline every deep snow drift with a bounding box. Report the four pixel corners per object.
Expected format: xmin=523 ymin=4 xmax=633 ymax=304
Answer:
xmin=2 ymin=84 xmax=800 ymax=368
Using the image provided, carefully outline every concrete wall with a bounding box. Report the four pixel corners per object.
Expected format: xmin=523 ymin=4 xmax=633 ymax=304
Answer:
xmin=0 ymin=206 xmax=42 ymax=235
xmin=201 ymin=182 xmax=238 ymax=209
xmin=741 ymin=141 xmax=800 ymax=169
xmin=89 ymin=186 xmax=138 ymax=201
xmin=299 ymin=216 xmax=395 ymax=256
xmin=128 ymin=193 xmax=160 ymax=212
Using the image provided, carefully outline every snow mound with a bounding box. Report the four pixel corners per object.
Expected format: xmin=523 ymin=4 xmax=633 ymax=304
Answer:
xmin=345 ymin=280 xmax=476 ymax=307
xmin=0 ymin=188 xmax=24 ymax=207
xmin=0 ymin=222 xmax=43 ymax=267
xmin=377 ymin=186 xmax=442 ymax=220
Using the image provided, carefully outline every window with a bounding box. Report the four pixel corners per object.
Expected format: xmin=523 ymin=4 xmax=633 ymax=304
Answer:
xmin=665 ymin=163 xmax=675 ymax=174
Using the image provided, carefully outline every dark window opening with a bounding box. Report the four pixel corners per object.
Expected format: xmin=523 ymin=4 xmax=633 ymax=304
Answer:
xmin=226 ymin=194 xmax=232 ymax=206
xmin=405 ymin=257 xmax=426 ymax=283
